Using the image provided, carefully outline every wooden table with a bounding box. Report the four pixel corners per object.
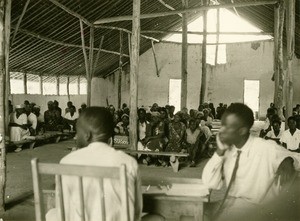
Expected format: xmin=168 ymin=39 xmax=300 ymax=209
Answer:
xmin=141 ymin=176 xmax=209 ymax=221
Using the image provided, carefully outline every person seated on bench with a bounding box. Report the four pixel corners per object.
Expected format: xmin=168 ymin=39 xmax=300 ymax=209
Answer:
xmin=65 ymin=101 xmax=74 ymax=114
xmin=280 ymin=116 xmax=300 ymax=153
xmin=33 ymin=105 xmax=45 ymax=135
xmin=202 ymin=103 xmax=300 ymax=221
xmin=25 ymin=105 xmax=37 ymax=136
xmin=53 ymin=100 xmax=62 ymax=116
xmin=142 ymin=112 xmax=167 ymax=165
xmin=44 ymin=101 xmax=62 ymax=131
xmin=114 ymin=114 xmax=130 ymax=136
xmin=9 ymin=104 xmax=31 ymax=152
xmin=185 ymin=119 xmax=206 ymax=167
xmin=264 ymin=118 xmax=283 ymax=144
xmin=63 ymin=105 xmax=78 ymax=132
xmin=166 ymin=113 xmax=186 ymax=153
xmin=46 ymin=107 xmax=142 ymax=221
xmin=78 ymin=103 xmax=87 ymax=115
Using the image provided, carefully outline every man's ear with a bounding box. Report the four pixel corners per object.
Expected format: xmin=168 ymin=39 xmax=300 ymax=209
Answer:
xmin=239 ymin=127 xmax=248 ymax=136
xmin=85 ymin=131 xmax=92 ymax=143
xmin=108 ymin=137 xmax=113 ymax=146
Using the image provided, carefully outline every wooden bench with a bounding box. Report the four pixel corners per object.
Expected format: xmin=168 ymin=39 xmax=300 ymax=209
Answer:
xmin=7 ymin=131 xmax=75 ymax=150
xmin=121 ymin=149 xmax=189 ymax=172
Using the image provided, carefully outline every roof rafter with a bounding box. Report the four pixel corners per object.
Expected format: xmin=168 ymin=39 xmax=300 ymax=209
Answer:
xmin=12 ymin=27 xmax=129 ymax=57
xmin=47 ymin=0 xmax=92 ymax=26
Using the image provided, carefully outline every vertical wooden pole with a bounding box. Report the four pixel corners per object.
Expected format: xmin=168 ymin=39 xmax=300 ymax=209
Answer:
xmin=77 ymin=76 xmax=80 ymax=95
xmin=88 ymin=26 xmax=94 ymax=107
xmin=24 ymin=72 xmax=27 ymax=94
xmin=66 ymin=76 xmax=70 ymax=101
xmin=181 ymin=0 xmax=188 ymax=110
xmin=273 ymin=0 xmax=285 ymax=118
xmin=118 ymin=31 xmax=123 ymax=110
xmin=214 ymin=9 xmax=220 ymax=66
xmin=39 ymin=75 xmax=43 ymax=95
xmin=79 ymin=19 xmax=91 ymax=106
xmin=0 ymin=0 xmax=11 ymax=211
xmin=285 ymin=0 xmax=295 ymax=119
xmin=56 ymin=75 xmax=59 ymax=95
xmin=200 ymin=0 xmax=208 ymax=105
xmin=4 ymin=0 xmax=11 ymax=140
xmin=129 ymin=0 xmax=140 ymax=150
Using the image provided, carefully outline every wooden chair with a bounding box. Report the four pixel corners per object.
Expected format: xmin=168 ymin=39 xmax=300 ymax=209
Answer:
xmin=31 ymin=158 xmax=129 ymax=221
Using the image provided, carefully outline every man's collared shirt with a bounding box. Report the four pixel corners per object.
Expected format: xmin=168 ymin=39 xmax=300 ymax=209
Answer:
xmin=47 ymin=142 xmax=142 ymax=221
xmin=202 ymin=136 xmax=300 ymax=205
xmin=280 ymin=129 xmax=300 ymax=150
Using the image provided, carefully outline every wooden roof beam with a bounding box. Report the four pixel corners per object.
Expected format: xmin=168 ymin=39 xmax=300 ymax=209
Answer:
xmin=94 ymin=1 xmax=278 ymax=24
xmin=12 ymin=27 xmax=129 ymax=57
xmin=48 ymin=0 xmax=92 ymax=26
xmin=157 ymin=0 xmax=182 ymax=17
xmin=94 ymin=25 xmax=159 ymax=42
xmin=141 ymin=30 xmax=273 ymax=35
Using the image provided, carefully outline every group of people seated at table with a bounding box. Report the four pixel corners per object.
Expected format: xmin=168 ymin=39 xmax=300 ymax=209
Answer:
xmin=259 ymin=103 xmax=300 ymax=153
xmin=8 ymin=99 xmax=87 ymax=152
xmin=110 ymin=102 xmax=224 ymax=167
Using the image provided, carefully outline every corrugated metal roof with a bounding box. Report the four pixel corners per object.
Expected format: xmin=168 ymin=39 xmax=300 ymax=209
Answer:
xmin=9 ymin=0 xmax=300 ymax=78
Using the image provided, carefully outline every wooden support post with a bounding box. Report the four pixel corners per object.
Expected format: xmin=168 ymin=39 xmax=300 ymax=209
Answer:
xmin=93 ymin=36 xmax=104 ymax=75
xmin=129 ymin=0 xmax=141 ymax=151
xmin=4 ymin=0 xmax=11 ymax=140
xmin=79 ymin=19 xmax=91 ymax=106
xmin=0 ymin=0 xmax=11 ymax=211
xmin=66 ymin=76 xmax=70 ymax=101
xmin=151 ymin=40 xmax=159 ymax=77
xmin=77 ymin=76 xmax=80 ymax=95
xmin=181 ymin=0 xmax=188 ymax=110
xmin=39 ymin=75 xmax=43 ymax=95
xmin=285 ymin=0 xmax=295 ymax=119
xmin=24 ymin=73 xmax=27 ymax=94
xmin=87 ymin=26 xmax=94 ymax=106
xmin=273 ymin=0 xmax=285 ymax=118
xmin=118 ymin=31 xmax=123 ymax=109
xmin=56 ymin=76 xmax=59 ymax=95
xmin=214 ymin=9 xmax=220 ymax=66
xmin=200 ymin=0 xmax=208 ymax=105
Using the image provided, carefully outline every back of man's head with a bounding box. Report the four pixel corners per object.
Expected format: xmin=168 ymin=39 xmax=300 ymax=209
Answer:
xmin=224 ymin=103 xmax=254 ymax=129
xmin=77 ymin=107 xmax=114 ymax=146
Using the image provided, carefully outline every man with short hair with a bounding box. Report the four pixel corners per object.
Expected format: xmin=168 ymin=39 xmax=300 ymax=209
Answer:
xmin=9 ymin=104 xmax=30 ymax=152
xmin=202 ymin=103 xmax=300 ymax=220
xmin=46 ymin=107 xmax=142 ymax=221
xmin=63 ymin=105 xmax=78 ymax=131
xmin=280 ymin=116 xmax=300 ymax=153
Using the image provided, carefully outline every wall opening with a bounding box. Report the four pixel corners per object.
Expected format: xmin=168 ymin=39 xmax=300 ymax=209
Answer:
xmin=169 ymin=79 xmax=181 ymax=113
xmin=244 ymin=80 xmax=260 ymax=119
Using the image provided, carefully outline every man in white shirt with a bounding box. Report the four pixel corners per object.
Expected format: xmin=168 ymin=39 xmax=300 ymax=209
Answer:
xmin=265 ymin=118 xmax=283 ymax=144
xmin=280 ymin=116 xmax=300 ymax=152
xmin=46 ymin=107 xmax=142 ymax=221
xmin=9 ymin=104 xmax=30 ymax=152
xmin=63 ymin=105 xmax=79 ymax=131
xmin=202 ymin=103 xmax=300 ymax=221
xmin=25 ymin=105 xmax=37 ymax=135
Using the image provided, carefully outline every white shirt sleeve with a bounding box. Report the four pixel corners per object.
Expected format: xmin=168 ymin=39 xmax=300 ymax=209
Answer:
xmin=202 ymin=153 xmax=225 ymax=190
xmin=279 ymin=131 xmax=287 ymax=144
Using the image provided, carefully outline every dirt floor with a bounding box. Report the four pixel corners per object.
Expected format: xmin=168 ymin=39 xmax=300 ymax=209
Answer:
xmin=0 ymin=139 xmax=212 ymax=221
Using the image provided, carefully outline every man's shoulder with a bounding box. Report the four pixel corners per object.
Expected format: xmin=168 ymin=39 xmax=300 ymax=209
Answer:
xmin=61 ymin=143 xmax=138 ymax=169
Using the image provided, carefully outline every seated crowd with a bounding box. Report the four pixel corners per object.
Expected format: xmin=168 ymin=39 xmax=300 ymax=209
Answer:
xmin=8 ymin=100 xmax=87 ymax=152
xmin=111 ymin=102 xmax=224 ymax=167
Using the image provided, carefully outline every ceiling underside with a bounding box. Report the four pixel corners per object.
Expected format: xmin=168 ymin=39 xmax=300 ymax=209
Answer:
xmin=9 ymin=0 xmax=300 ymax=78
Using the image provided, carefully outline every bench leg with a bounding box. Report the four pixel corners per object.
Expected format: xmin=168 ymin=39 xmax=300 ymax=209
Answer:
xmin=170 ymin=156 xmax=179 ymax=172
xmin=29 ymin=142 xmax=36 ymax=150
xmin=55 ymin=136 xmax=61 ymax=143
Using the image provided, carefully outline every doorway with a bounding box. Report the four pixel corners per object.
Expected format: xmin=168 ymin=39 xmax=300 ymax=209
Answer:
xmin=169 ymin=79 xmax=182 ymax=113
xmin=244 ymin=80 xmax=260 ymax=119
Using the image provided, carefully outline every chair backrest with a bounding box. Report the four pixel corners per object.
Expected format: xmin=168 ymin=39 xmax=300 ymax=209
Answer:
xmin=31 ymin=158 xmax=129 ymax=221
